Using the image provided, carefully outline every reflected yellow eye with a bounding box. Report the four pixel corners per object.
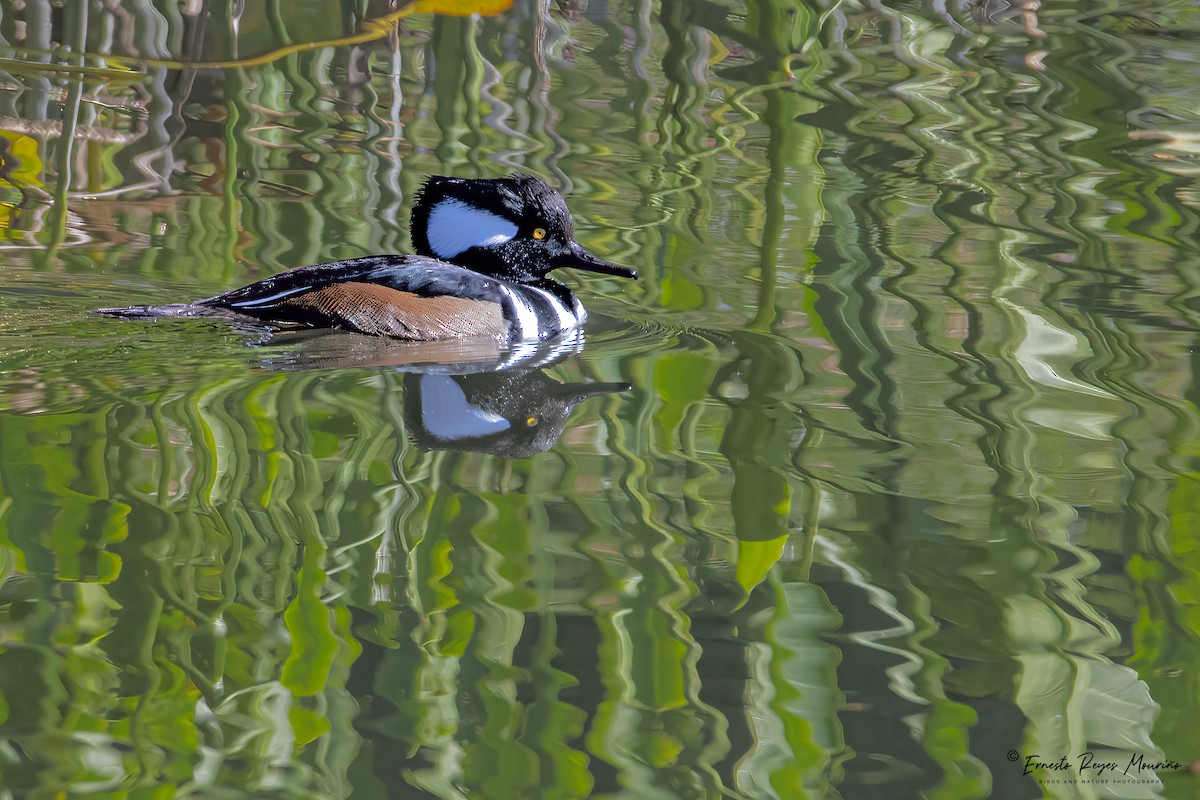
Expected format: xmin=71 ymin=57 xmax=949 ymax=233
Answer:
xmin=526 ymin=416 xmax=538 ymax=426
xmin=532 ymin=227 xmax=546 ymax=240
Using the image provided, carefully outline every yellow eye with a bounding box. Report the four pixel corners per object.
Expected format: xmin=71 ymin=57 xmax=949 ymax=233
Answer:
xmin=526 ymin=416 xmax=538 ymax=426
xmin=532 ymin=227 xmax=546 ymax=240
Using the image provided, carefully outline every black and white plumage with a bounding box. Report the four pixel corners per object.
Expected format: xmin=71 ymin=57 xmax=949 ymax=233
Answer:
xmin=95 ymin=174 xmax=637 ymax=343
xmin=404 ymin=368 xmax=630 ymax=457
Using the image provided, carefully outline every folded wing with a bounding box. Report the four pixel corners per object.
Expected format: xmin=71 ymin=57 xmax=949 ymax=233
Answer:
xmin=97 ymin=255 xmax=513 ymax=341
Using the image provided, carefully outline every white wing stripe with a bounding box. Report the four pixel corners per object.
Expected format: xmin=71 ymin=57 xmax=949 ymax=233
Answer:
xmin=229 ymin=286 xmax=312 ymax=307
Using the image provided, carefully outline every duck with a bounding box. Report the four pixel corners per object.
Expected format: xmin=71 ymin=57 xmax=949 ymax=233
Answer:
xmin=404 ymin=368 xmax=629 ymax=457
xmin=95 ymin=173 xmax=637 ymax=342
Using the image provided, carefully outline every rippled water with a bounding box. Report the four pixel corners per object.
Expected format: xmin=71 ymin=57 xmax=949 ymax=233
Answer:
xmin=2 ymin=1 xmax=1200 ymax=797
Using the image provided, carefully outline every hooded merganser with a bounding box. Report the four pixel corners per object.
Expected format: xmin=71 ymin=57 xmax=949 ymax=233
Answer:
xmin=404 ymin=368 xmax=629 ymax=457
xmin=95 ymin=174 xmax=637 ymax=342
xmin=248 ymin=328 xmax=627 ymax=456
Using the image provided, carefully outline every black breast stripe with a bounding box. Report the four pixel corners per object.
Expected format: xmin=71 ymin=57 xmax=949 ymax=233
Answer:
xmin=519 ymin=283 xmax=581 ymax=338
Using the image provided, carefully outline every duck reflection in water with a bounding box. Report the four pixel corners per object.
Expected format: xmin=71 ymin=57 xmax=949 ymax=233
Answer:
xmin=404 ymin=369 xmax=627 ymax=458
xmin=260 ymin=328 xmax=628 ymax=458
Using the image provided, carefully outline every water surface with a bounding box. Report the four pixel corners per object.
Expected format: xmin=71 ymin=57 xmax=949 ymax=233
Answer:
xmin=1 ymin=1 xmax=1199 ymax=797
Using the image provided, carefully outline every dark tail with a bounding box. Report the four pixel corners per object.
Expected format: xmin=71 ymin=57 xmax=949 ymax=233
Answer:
xmin=91 ymin=303 xmax=239 ymax=320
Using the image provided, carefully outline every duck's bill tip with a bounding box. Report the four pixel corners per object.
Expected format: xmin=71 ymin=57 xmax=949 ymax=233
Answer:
xmin=554 ymin=380 xmax=633 ymax=401
xmin=556 ymin=244 xmax=638 ymax=280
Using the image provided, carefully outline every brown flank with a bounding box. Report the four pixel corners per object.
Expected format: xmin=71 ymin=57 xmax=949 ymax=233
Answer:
xmin=278 ymin=281 xmax=507 ymax=339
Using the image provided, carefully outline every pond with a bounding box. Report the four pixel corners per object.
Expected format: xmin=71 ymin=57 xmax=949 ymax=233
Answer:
xmin=1 ymin=1 xmax=1199 ymax=797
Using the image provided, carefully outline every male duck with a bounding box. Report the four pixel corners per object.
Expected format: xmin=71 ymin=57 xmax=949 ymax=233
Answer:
xmin=96 ymin=174 xmax=637 ymax=341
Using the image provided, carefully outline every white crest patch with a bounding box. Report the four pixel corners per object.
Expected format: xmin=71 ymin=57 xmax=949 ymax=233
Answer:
xmin=419 ymin=374 xmax=511 ymax=440
xmin=427 ymin=199 xmax=518 ymax=259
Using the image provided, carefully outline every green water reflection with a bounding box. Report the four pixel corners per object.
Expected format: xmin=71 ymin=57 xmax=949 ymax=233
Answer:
xmin=2 ymin=0 xmax=1200 ymax=797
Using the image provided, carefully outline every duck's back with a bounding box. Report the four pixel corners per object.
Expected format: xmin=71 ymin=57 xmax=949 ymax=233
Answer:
xmin=97 ymin=256 xmax=517 ymax=341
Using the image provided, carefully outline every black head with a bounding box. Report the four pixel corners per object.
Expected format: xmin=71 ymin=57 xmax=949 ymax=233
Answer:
xmin=403 ymin=369 xmax=631 ymax=458
xmin=411 ymin=174 xmax=637 ymax=282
